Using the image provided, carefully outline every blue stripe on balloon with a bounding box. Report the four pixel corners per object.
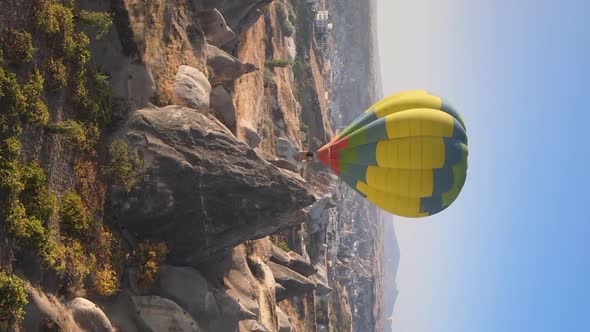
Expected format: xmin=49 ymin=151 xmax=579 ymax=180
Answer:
xmin=451 ymin=119 xmax=468 ymax=144
xmin=432 ymin=166 xmax=455 ymax=195
xmin=364 ymin=117 xmax=388 ymax=144
xmin=443 ymin=138 xmax=466 ymax=168
xmin=441 ymin=101 xmax=466 ymax=131
xmin=354 ymin=142 xmax=378 ymax=165
xmin=340 ymin=164 xmax=368 ymax=183
xmin=339 ymin=173 xmax=367 ymax=198
xmin=420 ymin=195 xmax=442 ymax=215
xmin=348 ymin=112 xmax=378 ymax=134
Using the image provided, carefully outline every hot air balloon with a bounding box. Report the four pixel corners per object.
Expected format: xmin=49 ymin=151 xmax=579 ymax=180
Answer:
xmin=314 ymin=90 xmax=468 ymax=218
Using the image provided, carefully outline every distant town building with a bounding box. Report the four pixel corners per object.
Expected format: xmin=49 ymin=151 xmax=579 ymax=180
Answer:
xmin=314 ymin=11 xmax=333 ymax=49
xmin=315 ymin=11 xmax=330 ymax=33
xmin=307 ymin=0 xmax=320 ymax=12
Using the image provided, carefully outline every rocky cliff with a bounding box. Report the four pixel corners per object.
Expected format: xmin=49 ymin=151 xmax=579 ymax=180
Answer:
xmin=0 ymin=0 xmax=338 ymax=331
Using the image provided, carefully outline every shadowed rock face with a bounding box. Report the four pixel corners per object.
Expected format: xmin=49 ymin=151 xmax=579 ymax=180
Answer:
xmin=268 ymin=261 xmax=317 ymax=302
xmin=212 ymin=0 xmax=273 ymax=34
xmin=197 ymin=9 xmax=237 ymax=47
xmin=111 ymin=105 xmax=315 ymax=265
xmin=131 ymin=296 xmax=200 ymax=331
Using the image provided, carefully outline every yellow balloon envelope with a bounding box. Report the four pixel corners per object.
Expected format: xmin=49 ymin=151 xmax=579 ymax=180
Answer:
xmin=317 ymin=91 xmax=468 ymax=218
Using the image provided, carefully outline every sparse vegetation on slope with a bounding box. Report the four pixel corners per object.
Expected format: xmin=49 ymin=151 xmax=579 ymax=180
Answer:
xmin=79 ymin=10 xmax=113 ymax=40
xmin=0 ymin=0 xmax=123 ymax=312
xmin=0 ymin=29 xmax=35 ymax=64
xmin=0 ymin=271 xmax=29 ymax=330
xmin=136 ymin=241 xmax=167 ymax=289
xmin=106 ymin=139 xmax=145 ymax=192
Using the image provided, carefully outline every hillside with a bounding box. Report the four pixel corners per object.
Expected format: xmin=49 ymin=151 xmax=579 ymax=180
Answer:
xmin=0 ymin=0 xmax=336 ymax=331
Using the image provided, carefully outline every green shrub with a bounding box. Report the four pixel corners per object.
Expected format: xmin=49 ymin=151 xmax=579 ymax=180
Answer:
xmin=21 ymin=163 xmax=48 ymax=191
xmin=59 ymin=191 xmax=88 ymax=235
xmin=136 ymin=241 xmax=167 ymax=289
xmin=0 ymin=68 xmax=26 ymax=136
xmin=275 ymin=2 xmax=295 ymax=37
xmin=86 ymin=71 xmax=113 ymax=127
xmin=20 ymin=163 xmax=56 ymax=223
xmin=34 ymin=0 xmax=62 ymax=34
xmin=47 ymin=120 xmax=87 ymax=149
xmin=94 ymin=264 xmax=119 ymax=296
xmin=1 ymin=30 xmax=35 ymax=64
xmin=65 ymin=32 xmax=90 ymax=65
xmin=266 ymin=58 xmax=292 ymax=68
xmin=4 ymin=201 xmax=47 ymax=250
xmin=0 ymin=162 xmax=24 ymax=200
xmin=288 ymin=8 xmax=297 ymax=24
xmin=79 ymin=10 xmax=113 ymax=40
xmin=22 ymin=70 xmax=49 ymax=125
xmin=107 ymin=140 xmax=144 ymax=192
xmin=81 ymin=123 xmax=100 ymax=151
xmin=270 ymin=236 xmax=290 ymax=252
xmin=45 ymin=58 xmax=67 ymax=92
xmin=282 ymin=20 xmax=295 ymax=37
xmin=64 ymin=239 xmax=96 ymax=292
xmin=40 ymin=231 xmax=67 ymax=274
xmin=28 ymin=188 xmax=57 ymax=224
xmin=67 ymin=33 xmax=92 ymax=109
xmin=41 ymin=236 xmax=96 ymax=292
xmin=0 ymin=138 xmax=21 ymax=164
xmin=276 ymin=2 xmax=288 ymax=21
xmin=0 ymin=271 xmax=29 ymax=330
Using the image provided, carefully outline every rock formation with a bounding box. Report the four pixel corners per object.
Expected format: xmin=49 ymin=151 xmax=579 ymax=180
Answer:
xmin=270 ymin=244 xmax=317 ymax=277
xmin=268 ymin=262 xmax=316 ymax=302
xmin=131 ymin=296 xmax=201 ymax=331
xmin=206 ymin=44 xmax=257 ymax=86
xmin=111 ymin=105 xmax=315 ymax=265
xmin=210 ymin=85 xmax=237 ymax=133
xmin=173 ymin=65 xmax=212 ymax=112
xmin=197 ymin=9 xmax=237 ymax=47
xmin=68 ymin=298 xmax=114 ymax=332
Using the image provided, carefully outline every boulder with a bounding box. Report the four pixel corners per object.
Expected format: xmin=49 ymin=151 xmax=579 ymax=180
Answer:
xmin=214 ymin=0 xmax=273 ymax=34
xmin=284 ymin=37 xmax=296 ymax=62
xmin=241 ymin=320 xmax=272 ymax=332
xmin=306 ymin=196 xmax=332 ymax=234
xmin=270 ymin=244 xmax=317 ymax=277
xmin=210 ymin=85 xmax=237 ymax=133
xmin=173 ymin=65 xmax=211 ymax=112
xmin=310 ymin=264 xmax=334 ymax=297
xmin=197 ymin=9 xmax=236 ymax=47
xmin=276 ymin=306 xmax=293 ymax=332
xmin=153 ymin=265 xmax=244 ymax=331
xmin=268 ymin=261 xmax=316 ymax=301
xmin=241 ymin=124 xmax=261 ymax=149
xmin=131 ymin=296 xmax=200 ymax=332
xmin=274 ymin=137 xmax=299 ymax=164
xmin=69 ymin=298 xmax=114 ymax=332
xmin=22 ymin=287 xmax=80 ymax=332
xmin=268 ymin=158 xmax=299 ymax=173
xmin=206 ymin=44 xmax=257 ymax=85
xmin=275 ymin=283 xmax=287 ymax=302
xmin=111 ymin=105 xmax=315 ymax=265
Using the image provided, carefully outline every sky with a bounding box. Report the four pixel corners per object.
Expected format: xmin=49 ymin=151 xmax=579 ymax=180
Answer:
xmin=376 ymin=1 xmax=590 ymax=331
